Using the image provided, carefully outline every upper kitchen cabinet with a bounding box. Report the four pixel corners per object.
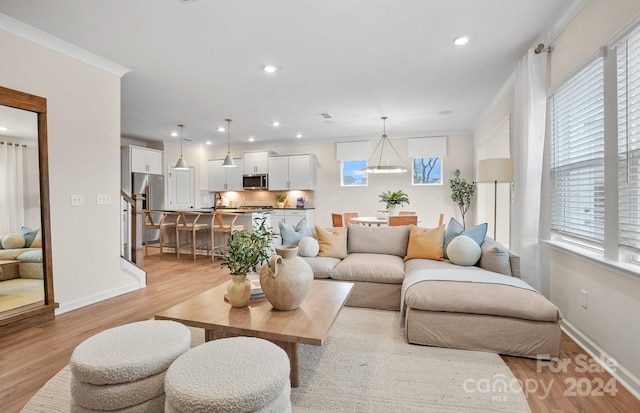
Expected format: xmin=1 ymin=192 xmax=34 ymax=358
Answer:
xmin=208 ymin=158 xmax=244 ymax=191
xmin=244 ymin=151 xmax=270 ymax=175
xmin=268 ymin=154 xmax=316 ymax=190
xmin=130 ymin=146 xmax=163 ymax=175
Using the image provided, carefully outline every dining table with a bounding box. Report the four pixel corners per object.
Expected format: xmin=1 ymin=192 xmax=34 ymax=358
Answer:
xmin=350 ymin=216 xmax=389 ymax=226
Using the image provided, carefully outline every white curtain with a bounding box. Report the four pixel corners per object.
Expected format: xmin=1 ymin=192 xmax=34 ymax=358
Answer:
xmin=512 ymin=49 xmax=548 ymax=291
xmin=0 ymin=141 xmax=25 ymax=235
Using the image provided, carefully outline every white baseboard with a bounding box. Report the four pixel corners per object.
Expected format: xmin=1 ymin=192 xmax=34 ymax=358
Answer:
xmin=561 ymin=319 xmax=640 ymax=400
xmin=120 ymin=258 xmax=147 ymax=288
xmin=55 ymin=282 xmax=142 ymax=315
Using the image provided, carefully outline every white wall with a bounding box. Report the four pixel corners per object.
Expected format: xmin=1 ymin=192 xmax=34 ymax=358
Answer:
xmin=181 ymin=135 xmax=475 ymax=229
xmin=546 ymin=0 xmax=640 ymax=395
xmin=0 ymin=30 xmax=139 ymax=311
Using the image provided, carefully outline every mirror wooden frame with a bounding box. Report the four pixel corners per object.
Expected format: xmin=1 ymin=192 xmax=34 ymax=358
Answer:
xmin=0 ymin=85 xmax=58 ymax=336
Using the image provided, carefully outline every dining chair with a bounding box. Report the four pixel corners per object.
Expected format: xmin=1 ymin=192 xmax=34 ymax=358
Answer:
xmin=438 ymin=213 xmax=444 ymax=226
xmin=331 ymin=213 xmax=344 ymax=227
xmin=399 ymin=211 xmax=417 ymax=215
xmin=143 ymin=210 xmax=176 ymax=257
xmin=388 ymin=215 xmax=418 ymax=226
xmin=342 ymin=211 xmax=359 ymax=226
xmin=175 ymin=211 xmax=209 ymax=260
xmin=210 ymin=212 xmax=244 ymax=262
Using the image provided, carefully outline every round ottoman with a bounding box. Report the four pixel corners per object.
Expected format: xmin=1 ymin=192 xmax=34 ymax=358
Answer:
xmin=69 ymin=320 xmax=191 ymax=411
xmin=165 ymin=337 xmax=291 ymax=413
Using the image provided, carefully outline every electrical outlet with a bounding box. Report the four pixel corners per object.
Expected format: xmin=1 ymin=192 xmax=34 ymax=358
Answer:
xmin=580 ymin=290 xmax=588 ymax=309
xmin=96 ymin=193 xmax=112 ymax=205
xmin=70 ymin=194 xmax=84 ymax=206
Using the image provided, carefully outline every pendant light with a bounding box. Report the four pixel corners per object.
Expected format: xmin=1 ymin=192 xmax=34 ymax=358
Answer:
xmin=222 ymin=118 xmax=236 ymax=167
xmin=361 ymin=116 xmax=407 ymax=174
xmin=175 ymin=124 xmax=187 ymax=169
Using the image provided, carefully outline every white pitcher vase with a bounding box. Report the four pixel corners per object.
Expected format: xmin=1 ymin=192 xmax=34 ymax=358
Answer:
xmin=226 ymin=274 xmax=251 ymax=307
xmin=260 ymin=246 xmax=313 ymax=311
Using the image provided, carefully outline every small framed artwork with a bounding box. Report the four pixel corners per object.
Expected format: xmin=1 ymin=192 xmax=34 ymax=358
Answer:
xmin=412 ymin=157 xmax=442 ymax=185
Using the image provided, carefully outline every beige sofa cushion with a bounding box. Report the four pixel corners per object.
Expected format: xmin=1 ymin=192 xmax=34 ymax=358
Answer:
xmin=347 ymin=225 xmax=410 ymax=257
xmin=404 ymin=281 xmax=560 ymax=322
xmin=479 ymin=238 xmax=512 ymax=276
xmin=300 ymin=256 xmax=341 ymax=279
xmin=332 ymin=253 xmax=405 ymax=284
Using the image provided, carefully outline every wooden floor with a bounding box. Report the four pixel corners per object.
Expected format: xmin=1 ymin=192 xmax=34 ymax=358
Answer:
xmin=0 ymin=250 xmax=638 ymax=412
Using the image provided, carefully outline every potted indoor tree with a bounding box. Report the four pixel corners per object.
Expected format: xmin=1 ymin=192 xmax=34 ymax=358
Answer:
xmin=217 ymin=216 xmax=276 ymax=307
xmin=449 ymin=169 xmax=476 ymax=229
xmin=379 ymin=190 xmax=410 ymax=216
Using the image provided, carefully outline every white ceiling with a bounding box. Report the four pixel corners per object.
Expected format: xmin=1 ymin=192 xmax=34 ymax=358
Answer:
xmin=0 ymin=0 xmax=579 ymax=148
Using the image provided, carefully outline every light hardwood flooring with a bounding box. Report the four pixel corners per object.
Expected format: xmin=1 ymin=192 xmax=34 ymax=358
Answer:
xmin=0 ymin=250 xmax=638 ymax=412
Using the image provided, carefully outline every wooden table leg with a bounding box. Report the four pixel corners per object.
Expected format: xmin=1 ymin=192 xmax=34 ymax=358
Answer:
xmin=273 ymin=340 xmax=299 ymax=388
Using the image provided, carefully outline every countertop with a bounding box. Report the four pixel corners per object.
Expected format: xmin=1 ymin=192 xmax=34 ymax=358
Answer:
xmin=160 ymin=207 xmax=315 ymax=214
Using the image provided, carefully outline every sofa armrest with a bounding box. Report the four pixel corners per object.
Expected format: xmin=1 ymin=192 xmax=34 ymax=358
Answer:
xmin=509 ymin=252 xmax=521 ymax=279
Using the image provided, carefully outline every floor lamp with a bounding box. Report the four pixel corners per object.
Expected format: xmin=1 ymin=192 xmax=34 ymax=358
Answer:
xmin=477 ymin=158 xmax=513 ymax=240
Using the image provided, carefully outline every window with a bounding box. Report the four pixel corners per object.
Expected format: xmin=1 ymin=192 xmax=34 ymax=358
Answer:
xmin=549 ymin=54 xmax=605 ymax=243
xmin=617 ymin=25 xmax=640 ymax=252
xmin=341 ymin=160 xmax=368 ymax=186
xmin=412 ymin=157 xmax=442 ymax=185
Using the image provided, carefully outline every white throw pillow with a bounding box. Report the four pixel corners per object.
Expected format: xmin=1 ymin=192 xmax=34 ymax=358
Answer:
xmin=298 ymin=237 xmax=320 ymax=257
xmin=2 ymin=234 xmax=25 ymax=249
xmin=446 ymin=235 xmax=481 ymax=266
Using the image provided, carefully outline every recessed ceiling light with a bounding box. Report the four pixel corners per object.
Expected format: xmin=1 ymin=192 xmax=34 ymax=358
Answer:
xmin=0 ymin=126 xmax=8 ymax=131
xmin=453 ymin=36 xmax=469 ymax=46
xmin=218 ymin=127 xmax=225 ymax=132
xmin=248 ymin=137 xmax=255 ymax=142
xmin=272 ymin=121 xmax=280 ymax=127
xmin=296 ymin=133 xmax=302 ymax=138
xmin=206 ymin=140 xmax=212 ymax=145
xmin=170 ymin=131 xmax=178 ymax=137
xmin=263 ymin=65 xmax=277 ymax=73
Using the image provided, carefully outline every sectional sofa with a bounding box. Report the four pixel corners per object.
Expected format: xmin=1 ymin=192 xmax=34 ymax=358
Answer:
xmin=0 ymin=232 xmax=43 ymax=280
xmin=295 ymin=223 xmax=561 ymax=359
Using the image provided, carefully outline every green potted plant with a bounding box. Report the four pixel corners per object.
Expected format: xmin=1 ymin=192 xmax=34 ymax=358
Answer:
xmin=274 ymin=193 xmax=288 ymax=208
xmin=217 ymin=216 xmax=276 ymax=307
xmin=379 ymin=190 xmax=410 ymax=215
xmin=449 ymin=169 xmax=476 ymax=229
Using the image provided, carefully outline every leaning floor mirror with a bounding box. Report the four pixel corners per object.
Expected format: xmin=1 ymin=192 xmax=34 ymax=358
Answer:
xmin=0 ymin=85 xmax=57 ymax=336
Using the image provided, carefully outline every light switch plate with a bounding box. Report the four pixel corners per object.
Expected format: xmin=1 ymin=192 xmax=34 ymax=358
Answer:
xmin=70 ymin=194 xmax=84 ymax=206
xmin=97 ymin=193 xmax=112 ymax=205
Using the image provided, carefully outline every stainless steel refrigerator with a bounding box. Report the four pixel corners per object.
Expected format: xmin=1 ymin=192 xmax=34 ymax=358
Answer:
xmin=132 ymin=173 xmax=165 ymax=243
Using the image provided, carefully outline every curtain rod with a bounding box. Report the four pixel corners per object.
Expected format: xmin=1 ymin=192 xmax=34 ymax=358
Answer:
xmin=534 ymin=43 xmax=552 ymax=54
xmin=0 ymin=141 xmax=28 ymax=147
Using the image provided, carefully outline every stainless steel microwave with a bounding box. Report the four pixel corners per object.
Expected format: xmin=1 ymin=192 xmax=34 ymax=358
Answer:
xmin=243 ymin=174 xmax=268 ymax=190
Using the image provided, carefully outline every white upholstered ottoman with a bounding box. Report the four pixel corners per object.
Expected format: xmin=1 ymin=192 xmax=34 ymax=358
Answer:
xmin=69 ymin=320 xmax=191 ymax=412
xmin=165 ymin=336 xmax=291 ymax=413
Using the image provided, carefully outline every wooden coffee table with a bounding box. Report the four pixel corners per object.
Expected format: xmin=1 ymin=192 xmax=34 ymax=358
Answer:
xmin=155 ymin=279 xmax=353 ymax=387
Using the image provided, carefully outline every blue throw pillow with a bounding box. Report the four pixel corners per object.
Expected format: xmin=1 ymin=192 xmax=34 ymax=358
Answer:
xmin=442 ymin=218 xmax=487 ymax=260
xmin=279 ymin=218 xmax=313 ymax=246
xmin=20 ymin=227 xmax=39 ymax=248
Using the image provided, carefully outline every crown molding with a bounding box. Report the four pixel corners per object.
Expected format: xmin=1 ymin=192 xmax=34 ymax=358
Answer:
xmin=0 ymin=13 xmax=131 ymax=77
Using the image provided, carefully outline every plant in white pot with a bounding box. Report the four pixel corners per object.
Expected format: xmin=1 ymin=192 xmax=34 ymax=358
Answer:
xmin=217 ymin=216 xmax=276 ymax=307
xmin=449 ymin=169 xmax=476 ymax=229
xmin=274 ymin=193 xmax=287 ymax=208
xmin=379 ymin=190 xmax=410 ymax=216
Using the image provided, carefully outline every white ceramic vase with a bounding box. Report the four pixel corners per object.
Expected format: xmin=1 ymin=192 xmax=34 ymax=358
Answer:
xmin=388 ymin=205 xmax=401 ymax=216
xmin=226 ymin=274 xmax=251 ymax=307
xmin=260 ymin=246 xmax=313 ymax=311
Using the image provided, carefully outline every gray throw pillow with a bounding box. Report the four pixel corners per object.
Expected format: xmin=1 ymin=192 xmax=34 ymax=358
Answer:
xmin=479 ymin=237 xmax=512 ymax=276
xmin=279 ymin=218 xmax=313 ymax=246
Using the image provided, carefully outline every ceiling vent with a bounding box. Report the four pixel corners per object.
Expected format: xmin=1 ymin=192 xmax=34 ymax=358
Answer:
xmin=320 ymin=113 xmax=333 ymax=119
xmin=178 ymin=0 xmax=200 ymax=3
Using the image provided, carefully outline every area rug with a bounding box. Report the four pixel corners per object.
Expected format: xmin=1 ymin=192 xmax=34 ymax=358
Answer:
xmin=21 ymin=307 xmax=531 ymax=412
xmin=0 ymin=279 xmax=44 ymax=312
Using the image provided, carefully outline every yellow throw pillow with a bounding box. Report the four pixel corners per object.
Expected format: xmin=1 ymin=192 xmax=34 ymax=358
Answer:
xmin=315 ymin=226 xmax=348 ymax=259
xmin=30 ymin=229 xmax=42 ymax=248
xmin=404 ymin=224 xmax=445 ymax=261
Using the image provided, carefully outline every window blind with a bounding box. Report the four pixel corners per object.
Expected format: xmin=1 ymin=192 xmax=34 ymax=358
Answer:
xmin=550 ymin=55 xmax=605 ymax=242
xmin=617 ymin=26 xmax=640 ymax=251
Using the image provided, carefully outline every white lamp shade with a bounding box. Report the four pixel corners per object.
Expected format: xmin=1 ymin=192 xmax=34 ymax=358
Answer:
xmin=477 ymin=158 xmax=513 ymax=183
xmin=222 ymin=153 xmax=236 ymax=167
xmin=175 ymin=156 xmax=186 ymax=169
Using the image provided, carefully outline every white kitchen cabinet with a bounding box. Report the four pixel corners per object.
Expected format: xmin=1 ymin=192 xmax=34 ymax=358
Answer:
xmin=130 ymin=146 xmax=163 ymax=174
xmin=268 ymin=154 xmax=316 ymax=190
xmin=244 ymin=151 xmax=270 ymax=174
xmin=208 ymin=158 xmax=244 ymax=191
xmin=269 ymin=209 xmax=315 ymax=236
